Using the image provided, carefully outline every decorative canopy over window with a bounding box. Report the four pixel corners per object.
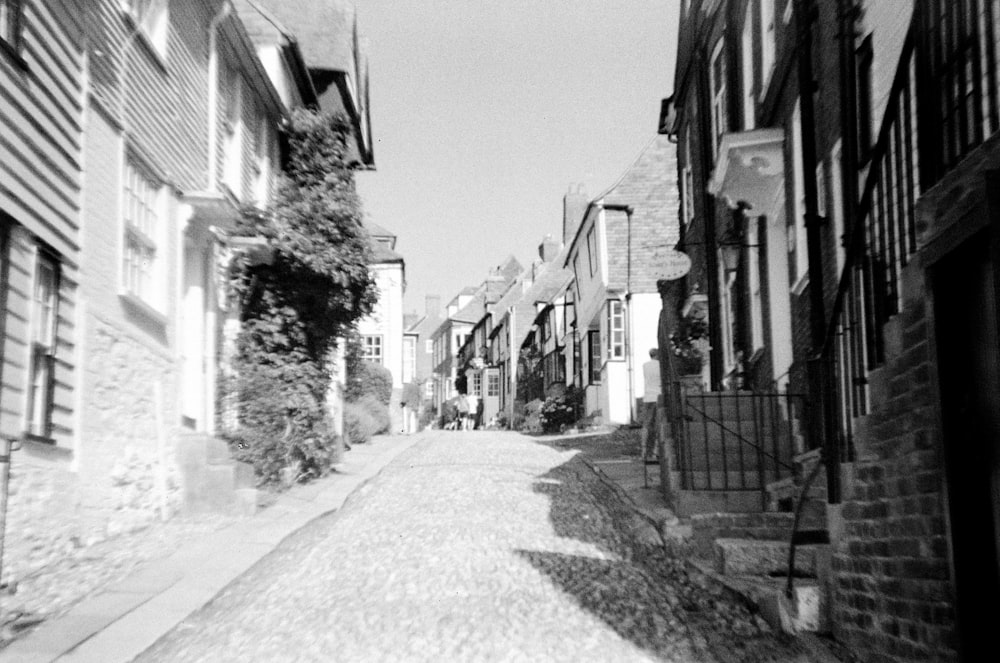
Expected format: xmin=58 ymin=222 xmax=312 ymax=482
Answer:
xmin=707 ymin=128 xmax=785 ymax=212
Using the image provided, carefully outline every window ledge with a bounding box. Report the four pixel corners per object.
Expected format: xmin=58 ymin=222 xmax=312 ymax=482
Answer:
xmin=120 ymin=292 xmax=168 ymax=327
xmin=20 ymin=435 xmax=73 ymax=460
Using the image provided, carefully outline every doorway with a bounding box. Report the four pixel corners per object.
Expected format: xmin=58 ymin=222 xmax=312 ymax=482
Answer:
xmin=933 ymin=231 xmax=1000 ymax=660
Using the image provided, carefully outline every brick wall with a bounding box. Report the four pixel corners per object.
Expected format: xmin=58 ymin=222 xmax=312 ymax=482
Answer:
xmin=603 ymin=135 xmax=680 ymax=294
xmin=831 ymin=265 xmax=956 ymax=662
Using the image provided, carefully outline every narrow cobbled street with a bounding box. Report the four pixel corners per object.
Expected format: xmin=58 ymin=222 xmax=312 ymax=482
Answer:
xmin=135 ymin=431 xmax=823 ymax=663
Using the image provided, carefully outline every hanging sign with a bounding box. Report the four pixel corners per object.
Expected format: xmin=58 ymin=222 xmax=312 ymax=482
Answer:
xmin=659 ymin=250 xmax=692 ymax=280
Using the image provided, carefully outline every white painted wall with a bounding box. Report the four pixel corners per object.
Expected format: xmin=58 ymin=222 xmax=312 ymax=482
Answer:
xmin=357 ymin=263 xmax=405 ymax=387
xmin=604 ymin=361 xmax=630 ymax=424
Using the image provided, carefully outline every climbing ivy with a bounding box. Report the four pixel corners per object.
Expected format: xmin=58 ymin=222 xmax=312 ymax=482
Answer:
xmin=228 ymin=109 xmax=376 ymax=483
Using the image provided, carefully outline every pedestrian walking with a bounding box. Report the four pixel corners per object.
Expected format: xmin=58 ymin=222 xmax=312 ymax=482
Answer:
xmin=456 ymin=393 xmax=471 ymax=430
xmin=641 ymin=348 xmax=661 ymax=461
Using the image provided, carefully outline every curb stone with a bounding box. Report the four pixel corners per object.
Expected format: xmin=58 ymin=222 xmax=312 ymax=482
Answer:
xmin=573 ymin=455 xmax=668 ymax=550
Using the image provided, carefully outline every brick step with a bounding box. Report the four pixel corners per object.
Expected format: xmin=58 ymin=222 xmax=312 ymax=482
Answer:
xmin=714 ymin=537 xmax=829 ymax=578
xmin=675 ymin=489 xmax=767 ymax=516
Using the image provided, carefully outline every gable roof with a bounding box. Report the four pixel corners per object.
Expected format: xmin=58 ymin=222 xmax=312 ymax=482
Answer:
xmin=452 ymin=294 xmax=486 ymax=324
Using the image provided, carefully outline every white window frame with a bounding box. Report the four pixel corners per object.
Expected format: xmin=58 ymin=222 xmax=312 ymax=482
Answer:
xmin=26 ymin=250 xmax=59 ymax=439
xmin=472 ymin=372 xmax=482 ymax=397
xmin=681 ymin=124 xmax=695 ymax=228
xmin=586 ymin=226 xmax=597 ymax=276
xmin=122 ymin=156 xmax=164 ymax=309
xmin=741 ymin=0 xmax=756 ymax=130
xmin=223 ymin=64 xmax=243 ymax=198
xmin=362 ymin=335 xmax=383 ymax=364
xmin=710 ymin=39 xmax=728 ymax=153
xmin=830 ymin=141 xmax=846 ymax=273
xmin=789 ymin=100 xmax=809 ymax=292
xmin=487 ymin=371 xmax=500 ymax=397
xmin=719 ymin=260 xmax=738 ymax=371
xmin=760 ymin=0 xmax=776 ymax=100
xmin=747 ymin=220 xmax=764 ymax=352
xmin=252 ymin=112 xmax=272 ymax=207
xmin=403 ymin=336 xmax=416 ymax=383
xmin=606 ymin=299 xmax=625 ymax=360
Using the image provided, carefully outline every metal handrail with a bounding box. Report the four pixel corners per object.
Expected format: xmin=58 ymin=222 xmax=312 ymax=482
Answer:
xmin=683 ymin=397 xmax=796 ymax=472
xmin=673 ymin=384 xmax=802 ymax=493
xmin=819 ymin=22 xmax=916 ymax=360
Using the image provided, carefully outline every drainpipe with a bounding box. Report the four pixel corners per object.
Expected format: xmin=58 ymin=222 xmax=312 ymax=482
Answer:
xmin=207 ymin=1 xmax=233 ymax=191
xmin=831 ymin=0 xmax=860 ymax=505
xmin=788 ymin=0 xmax=830 ymax=600
xmin=696 ymin=45 xmax=724 ymax=390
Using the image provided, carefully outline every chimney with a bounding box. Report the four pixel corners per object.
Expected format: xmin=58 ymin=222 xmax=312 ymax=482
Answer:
xmin=425 ymin=295 xmax=441 ymax=319
xmin=538 ymin=234 xmax=562 ymax=263
xmin=485 ymin=273 xmax=509 ymax=304
xmin=563 ymin=184 xmax=588 ymax=243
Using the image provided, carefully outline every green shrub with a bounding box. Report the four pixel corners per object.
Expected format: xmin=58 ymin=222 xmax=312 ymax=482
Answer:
xmin=358 ymin=394 xmax=391 ymax=434
xmin=346 ymin=361 xmax=393 ymax=405
xmin=539 ymin=386 xmax=583 ymax=434
xmin=227 ymin=109 xmax=377 ymax=486
xmin=344 ymin=400 xmax=377 ymax=445
xmin=227 ymin=361 xmax=338 ymax=483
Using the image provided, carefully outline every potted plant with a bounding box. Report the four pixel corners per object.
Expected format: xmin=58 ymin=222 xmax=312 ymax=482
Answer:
xmin=669 ymin=313 xmax=709 ymax=380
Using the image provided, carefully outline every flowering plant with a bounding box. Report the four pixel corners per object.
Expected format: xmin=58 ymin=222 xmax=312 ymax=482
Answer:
xmin=669 ymin=313 xmax=709 ymax=375
xmin=538 ymin=387 xmax=583 ymax=433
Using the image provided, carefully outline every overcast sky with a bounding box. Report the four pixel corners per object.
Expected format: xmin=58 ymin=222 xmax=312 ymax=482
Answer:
xmin=354 ymin=0 xmax=681 ymax=316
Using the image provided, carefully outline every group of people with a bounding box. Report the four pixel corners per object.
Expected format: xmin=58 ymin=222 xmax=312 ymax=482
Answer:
xmin=441 ymin=392 xmax=482 ymax=430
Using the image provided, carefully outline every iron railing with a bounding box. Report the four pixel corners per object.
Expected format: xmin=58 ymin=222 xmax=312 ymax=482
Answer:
xmin=672 ymin=383 xmax=804 ymax=499
xmin=818 ymin=17 xmax=919 ymax=501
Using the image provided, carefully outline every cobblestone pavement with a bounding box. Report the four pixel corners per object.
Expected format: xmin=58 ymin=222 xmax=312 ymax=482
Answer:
xmin=135 ymin=431 xmax=827 ymax=663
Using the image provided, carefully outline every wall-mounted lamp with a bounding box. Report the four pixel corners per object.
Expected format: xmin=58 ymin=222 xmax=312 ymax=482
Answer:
xmin=718 ymin=205 xmax=759 ymax=273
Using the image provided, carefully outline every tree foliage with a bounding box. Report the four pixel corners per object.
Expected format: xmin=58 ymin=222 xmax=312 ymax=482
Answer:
xmin=229 ymin=109 xmax=376 ymax=483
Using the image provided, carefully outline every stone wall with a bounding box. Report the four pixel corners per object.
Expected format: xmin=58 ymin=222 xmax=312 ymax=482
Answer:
xmin=1 ymin=315 xmax=184 ymax=590
xmin=76 ymin=315 xmax=183 ymax=534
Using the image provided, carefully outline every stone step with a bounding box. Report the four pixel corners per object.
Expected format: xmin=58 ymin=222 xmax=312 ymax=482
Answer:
xmin=714 ymin=537 xmax=829 ymax=577
xmin=233 ymin=460 xmax=257 ymax=489
xmin=794 ymin=448 xmax=824 ymax=475
xmin=711 ymin=572 xmax=831 ymax=635
xmin=766 ymin=476 xmax=829 ymax=524
xmin=675 ymin=490 xmax=766 ymax=516
xmin=234 ymin=487 xmax=260 ymax=517
xmin=177 ymin=433 xmax=256 ymax=516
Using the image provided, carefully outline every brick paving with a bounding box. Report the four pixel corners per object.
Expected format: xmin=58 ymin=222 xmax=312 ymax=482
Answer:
xmin=134 ymin=431 xmax=825 ymax=662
